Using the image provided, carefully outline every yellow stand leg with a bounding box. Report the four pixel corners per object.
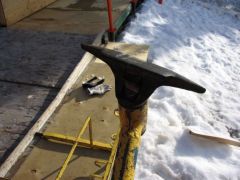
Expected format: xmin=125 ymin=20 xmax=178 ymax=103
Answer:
xmin=112 ymin=103 xmax=148 ymax=180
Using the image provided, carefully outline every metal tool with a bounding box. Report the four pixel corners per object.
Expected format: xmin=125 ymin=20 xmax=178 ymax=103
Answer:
xmin=82 ymin=75 xmax=104 ymax=89
xmin=81 ymin=43 xmax=206 ymax=180
xmin=82 ymin=75 xmax=111 ymax=95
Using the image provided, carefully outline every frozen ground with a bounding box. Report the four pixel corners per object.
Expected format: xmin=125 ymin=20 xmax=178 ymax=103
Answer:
xmin=121 ymin=0 xmax=240 ymax=179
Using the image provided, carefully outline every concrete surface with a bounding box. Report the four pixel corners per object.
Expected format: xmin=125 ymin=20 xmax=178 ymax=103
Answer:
xmin=0 ymin=82 xmax=57 ymax=161
xmin=0 ymin=28 xmax=94 ymax=88
xmin=0 ymin=28 xmax=93 ymax=164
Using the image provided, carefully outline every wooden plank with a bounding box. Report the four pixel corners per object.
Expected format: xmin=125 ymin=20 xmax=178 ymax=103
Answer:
xmin=0 ymin=0 xmax=6 ymax=26
xmin=0 ymin=31 xmax=104 ymax=178
xmin=11 ymin=42 xmax=149 ymax=179
xmin=0 ymin=0 xmax=57 ymax=26
xmin=189 ymin=128 xmax=240 ymax=147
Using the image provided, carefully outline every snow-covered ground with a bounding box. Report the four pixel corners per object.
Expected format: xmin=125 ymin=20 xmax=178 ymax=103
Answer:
xmin=200 ymin=0 xmax=240 ymax=11
xmin=121 ymin=0 xmax=240 ymax=179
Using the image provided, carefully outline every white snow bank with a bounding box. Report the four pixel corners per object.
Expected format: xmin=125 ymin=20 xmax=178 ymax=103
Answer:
xmin=199 ymin=0 xmax=240 ymax=11
xmin=121 ymin=0 xmax=240 ymax=179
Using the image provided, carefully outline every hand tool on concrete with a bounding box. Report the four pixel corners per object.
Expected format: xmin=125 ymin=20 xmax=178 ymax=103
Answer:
xmin=82 ymin=75 xmax=105 ymax=88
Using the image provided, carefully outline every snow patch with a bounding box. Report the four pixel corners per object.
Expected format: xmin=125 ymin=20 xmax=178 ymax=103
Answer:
xmin=121 ymin=0 xmax=240 ymax=179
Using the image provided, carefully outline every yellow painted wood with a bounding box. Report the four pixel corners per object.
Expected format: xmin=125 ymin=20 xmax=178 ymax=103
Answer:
xmin=112 ymin=104 xmax=148 ymax=180
xmin=103 ymin=130 xmax=119 ymax=180
xmin=42 ymin=132 xmax=112 ymax=151
xmin=56 ymin=117 xmax=91 ymax=180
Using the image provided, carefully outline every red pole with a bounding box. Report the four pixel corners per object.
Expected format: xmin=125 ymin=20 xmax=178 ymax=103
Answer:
xmin=106 ymin=0 xmax=115 ymax=33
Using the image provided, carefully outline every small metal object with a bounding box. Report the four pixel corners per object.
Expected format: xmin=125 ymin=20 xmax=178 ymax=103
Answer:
xmin=87 ymin=84 xmax=112 ymax=95
xmin=82 ymin=75 xmax=105 ymax=89
xmin=114 ymin=109 xmax=119 ymax=117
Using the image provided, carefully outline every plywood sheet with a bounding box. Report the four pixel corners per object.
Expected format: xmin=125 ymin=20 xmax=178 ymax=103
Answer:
xmin=12 ymin=43 xmax=149 ymax=179
xmin=0 ymin=0 xmax=56 ymax=26
xmin=0 ymin=1 xmax=6 ymax=26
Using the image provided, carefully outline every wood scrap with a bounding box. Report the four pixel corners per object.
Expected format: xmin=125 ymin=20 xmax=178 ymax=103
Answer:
xmin=189 ymin=128 xmax=240 ymax=147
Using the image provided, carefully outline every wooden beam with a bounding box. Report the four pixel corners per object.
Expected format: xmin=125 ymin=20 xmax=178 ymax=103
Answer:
xmin=0 ymin=0 xmax=6 ymax=26
xmin=0 ymin=0 xmax=57 ymax=26
xmin=0 ymin=31 xmax=105 ymax=178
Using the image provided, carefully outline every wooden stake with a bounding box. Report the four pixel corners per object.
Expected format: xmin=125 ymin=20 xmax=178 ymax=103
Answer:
xmin=189 ymin=128 xmax=240 ymax=147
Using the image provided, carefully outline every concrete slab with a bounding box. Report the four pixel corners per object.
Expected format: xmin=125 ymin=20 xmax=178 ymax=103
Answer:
xmin=0 ymin=28 xmax=94 ymax=88
xmin=0 ymin=82 xmax=57 ymax=163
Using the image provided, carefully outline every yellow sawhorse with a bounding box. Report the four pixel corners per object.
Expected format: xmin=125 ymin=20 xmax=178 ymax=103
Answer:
xmin=38 ymin=116 xmax=119 ymax=180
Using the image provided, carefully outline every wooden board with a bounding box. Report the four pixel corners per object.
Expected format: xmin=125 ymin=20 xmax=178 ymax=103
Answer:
xmin=10 ymin=43 xmax=149 ymax=179
xmin=0 ymin=0 xmax=6 ymax=26
xmin=189 ymin=128 xmax=240 ymax=147
xmin=0 ymin=0 xmax=56 ymax=26
xmin=10 ymin=0 xmax=130 ymax=34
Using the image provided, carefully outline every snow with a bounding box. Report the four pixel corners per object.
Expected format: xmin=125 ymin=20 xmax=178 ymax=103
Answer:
xmin=120 ymin=0 xmax=240 ymax=179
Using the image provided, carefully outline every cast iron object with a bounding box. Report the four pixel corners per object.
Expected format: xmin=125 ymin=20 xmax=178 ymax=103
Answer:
xmin=81 ymin=44 xmax=206 ymax=109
